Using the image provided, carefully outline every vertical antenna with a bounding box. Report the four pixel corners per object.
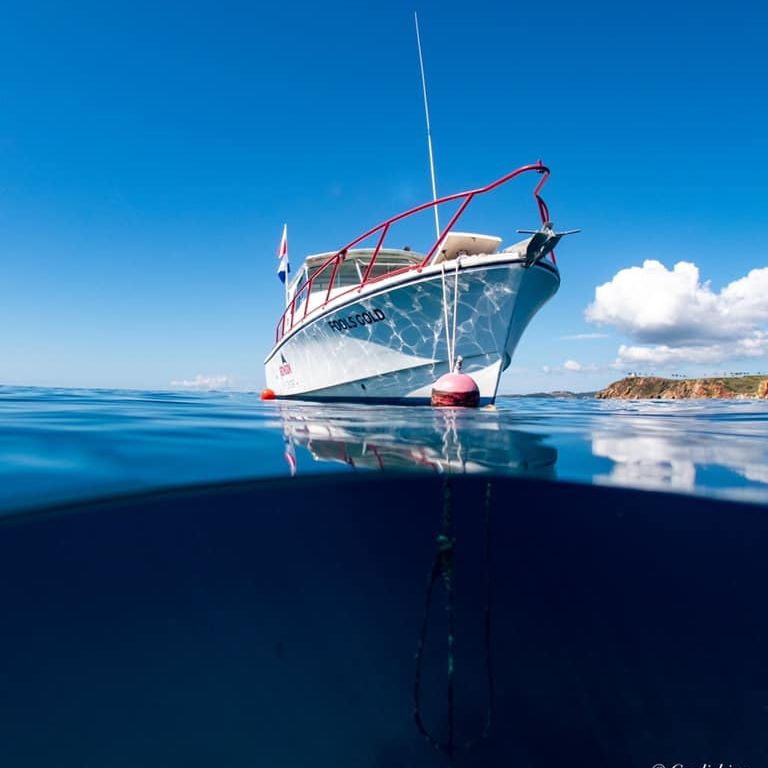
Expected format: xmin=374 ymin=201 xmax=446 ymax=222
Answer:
xmin=415 ymin=11 xmax=440 ymax=240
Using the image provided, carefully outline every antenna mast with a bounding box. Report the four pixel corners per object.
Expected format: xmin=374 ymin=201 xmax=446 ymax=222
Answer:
xmin=414 ymin=12 xmax=440 ymax=240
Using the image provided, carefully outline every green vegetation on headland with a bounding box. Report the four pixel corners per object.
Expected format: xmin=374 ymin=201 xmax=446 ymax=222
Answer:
xmin=596 ymin=375 xmax=768 ymax=400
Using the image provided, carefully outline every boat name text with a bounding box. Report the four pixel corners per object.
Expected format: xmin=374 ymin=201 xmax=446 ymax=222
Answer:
xmin=327 ymin=308 xmax=386 ymax=333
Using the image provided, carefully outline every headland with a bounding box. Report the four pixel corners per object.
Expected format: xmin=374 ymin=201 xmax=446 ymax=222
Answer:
xmin=596 ymin=375 xmax=768 ymax=400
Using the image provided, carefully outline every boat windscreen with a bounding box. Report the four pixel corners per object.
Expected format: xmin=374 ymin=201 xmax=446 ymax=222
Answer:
xmin=307 ymin=251 xmax=420 ymax=293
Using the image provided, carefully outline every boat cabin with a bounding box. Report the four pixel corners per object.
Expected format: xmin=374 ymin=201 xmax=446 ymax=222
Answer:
xmin=287 ymin=248 xmax=422 ymax=311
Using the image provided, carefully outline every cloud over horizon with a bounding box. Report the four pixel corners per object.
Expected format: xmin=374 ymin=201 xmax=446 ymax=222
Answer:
xmin=170 ymin=374 xmax=233 ymax=390
xmin=542 ymin=359 xmax=598 ymax=374
xmin=586 ymin=260 xmax=768 ymax=366
xmin=559 ymin=332 xmax=609 ymax=341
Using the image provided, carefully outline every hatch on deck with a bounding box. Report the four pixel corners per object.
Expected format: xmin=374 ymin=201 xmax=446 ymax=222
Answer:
xmin=433 ymin=232 xmax=502 ymax=264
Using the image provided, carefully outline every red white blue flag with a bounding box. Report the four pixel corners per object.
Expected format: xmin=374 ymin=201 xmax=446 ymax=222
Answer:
xmin=277 ymin=224 xmax=289 ymax=284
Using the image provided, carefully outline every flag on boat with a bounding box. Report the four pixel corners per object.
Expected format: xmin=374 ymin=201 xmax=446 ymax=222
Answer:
xmin=277 ymin=224 xmax=290 ymax=284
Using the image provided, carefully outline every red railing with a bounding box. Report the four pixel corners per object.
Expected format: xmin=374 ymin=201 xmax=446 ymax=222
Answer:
xmin=275 ymin=161 xmax=553 ymax=343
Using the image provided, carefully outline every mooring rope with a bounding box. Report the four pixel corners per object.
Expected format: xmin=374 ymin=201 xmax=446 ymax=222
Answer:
xmin=450 ymin=258 xmax=460 ymax=368
xmin=413 ymin=477 xmax=456 ymax=760
xmin=440 ymin=258 xmax=463 ymax=374
xmin=440 ymin=262 xmax=454 ymax=371
xmin=413 ymin=478 xmax=495 ymax=762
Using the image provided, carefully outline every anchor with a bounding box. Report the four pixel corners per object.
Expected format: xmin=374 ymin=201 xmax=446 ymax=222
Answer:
xmin=517 ymin=222 xmax=581 ymax=267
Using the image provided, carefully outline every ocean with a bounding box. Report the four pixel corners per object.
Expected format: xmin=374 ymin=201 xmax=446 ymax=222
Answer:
xmin=1 ymin=386 xmax=767 ymax=513
xmin=1 ymin=387 xmax=767 ymax=766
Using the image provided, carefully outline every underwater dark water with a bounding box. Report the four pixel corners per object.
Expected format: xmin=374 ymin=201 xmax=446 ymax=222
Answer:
xmin=1 ymin=474 xmax=766 ymax=767
xmin=1 ymin=387 xmax=767 ymax=765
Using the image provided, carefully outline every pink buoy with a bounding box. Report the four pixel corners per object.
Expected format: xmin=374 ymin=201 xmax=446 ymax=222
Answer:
xmin=431 ymin=358 xmax=480 ymax=408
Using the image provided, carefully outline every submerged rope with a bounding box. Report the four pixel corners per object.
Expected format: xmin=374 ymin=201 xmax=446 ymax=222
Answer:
xmin=413 ymin=477 xmax=456 ymax=760
xmin=413 ymin=478 xmax=495 ymax=762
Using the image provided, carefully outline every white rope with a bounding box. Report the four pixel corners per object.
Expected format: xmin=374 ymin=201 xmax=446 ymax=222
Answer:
xmin=439 ymin=409 xmax=466 ymax=474
xmin=451 ymin=258 xmax=460 ymax=370
xmin=440 ymin=262 xmax=453 ymax=372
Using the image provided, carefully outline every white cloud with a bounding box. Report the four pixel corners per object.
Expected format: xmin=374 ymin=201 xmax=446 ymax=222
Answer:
xmin=559 ymin=332 xmax=608 ymax=340
xmin=587 ymin=261 xmax=768 ymax=365
xmin=543 ymin=360 xmax=598 ymax=374
xmin=170 ymin=374 xmax=233 ymax=390
xmin=615 ymin=335 xmax=768 ymax=366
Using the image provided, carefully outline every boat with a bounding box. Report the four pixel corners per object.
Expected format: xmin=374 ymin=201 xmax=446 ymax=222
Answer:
xmin=264 ymin=162 xmax=576 ymax=404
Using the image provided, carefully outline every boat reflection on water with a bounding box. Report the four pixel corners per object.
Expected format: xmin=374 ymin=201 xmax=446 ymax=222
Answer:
xmin=278 ymin=403 xmax=558 ymax=477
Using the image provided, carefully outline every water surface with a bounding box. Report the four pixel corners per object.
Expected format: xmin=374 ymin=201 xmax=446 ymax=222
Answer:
xmin=1 ymin=385 xmax=767 ymax=512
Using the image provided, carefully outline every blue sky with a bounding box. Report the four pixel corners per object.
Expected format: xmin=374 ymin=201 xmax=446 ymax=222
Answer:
xmin=1 ymin=0 xmax=766 ymax=393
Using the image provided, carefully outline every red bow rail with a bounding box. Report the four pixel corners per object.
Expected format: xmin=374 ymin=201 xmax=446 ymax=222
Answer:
xmin=276 ymin=161 xmax=552 ymax=344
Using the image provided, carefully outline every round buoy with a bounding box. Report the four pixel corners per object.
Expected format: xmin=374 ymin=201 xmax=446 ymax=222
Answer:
xmin=431 ymin=371 xmax=480 ymax=408
xmin=260 ymin=388 xmax=277 ymax=401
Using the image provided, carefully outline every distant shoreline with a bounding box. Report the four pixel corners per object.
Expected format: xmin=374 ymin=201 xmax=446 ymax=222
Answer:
xmin=503 ymin=389 xmax=596 ymax=399
xmin=505 ymin=375 xmax=768 ymax=400
xmin=596 ymin=375 xmax=768 ymax=399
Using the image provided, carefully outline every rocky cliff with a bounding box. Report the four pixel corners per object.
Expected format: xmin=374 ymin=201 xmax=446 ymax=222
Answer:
xmin=596 ymin=376 xmax=768 ymax=400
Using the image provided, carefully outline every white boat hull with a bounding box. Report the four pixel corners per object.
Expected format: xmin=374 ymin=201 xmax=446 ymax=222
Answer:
xmin=264 ymin=257 xmax=559 ymax=404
